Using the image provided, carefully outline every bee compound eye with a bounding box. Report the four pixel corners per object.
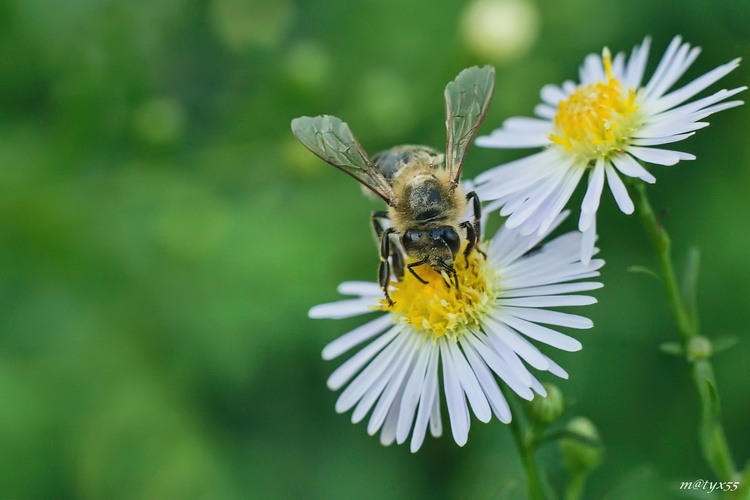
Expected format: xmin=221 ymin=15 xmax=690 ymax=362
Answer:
xmin=440 ymin=227 xmax=461 ymax=255
xmin=403 ymin=230 xmax=422 ymax=244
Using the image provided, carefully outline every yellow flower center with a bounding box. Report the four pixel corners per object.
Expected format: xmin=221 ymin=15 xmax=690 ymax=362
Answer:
xmin=379 ymin=249 xmax=499 ymax=340
xmin=550 ymin=48 xmax=641 ymax=163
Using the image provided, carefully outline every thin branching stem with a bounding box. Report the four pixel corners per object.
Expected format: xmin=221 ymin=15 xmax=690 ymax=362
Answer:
xmin=632 ymin=181 xmax=737 ymax=482
xmin=502 ymin=387 xmax=545 ymax=500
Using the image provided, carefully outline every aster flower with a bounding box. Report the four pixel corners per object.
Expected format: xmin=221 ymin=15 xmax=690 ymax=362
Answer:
xmin=309 ymin=212 xmax=603 ymax=452
xmin=474 ymin=36 xmax=746 ymax=263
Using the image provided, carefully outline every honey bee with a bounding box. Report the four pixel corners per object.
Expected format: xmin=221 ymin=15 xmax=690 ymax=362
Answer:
xmin=291 ymin=66 xmax=495 ymax=304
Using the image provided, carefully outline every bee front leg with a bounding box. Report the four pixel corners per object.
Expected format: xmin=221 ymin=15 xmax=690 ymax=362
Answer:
xmin=372 ymin=211 xmax=404 ymax=280
xmin=406 ymin=259 xmax=430 ymax=284
xmin=460 ymin=221 xmax=477 ymax=268
xmin=465 ymin=191 xmax=487 ymax=259
xmin=438 ymin=261 xmax=461 ymax=298
xmin=378 ymin=227 xmax=396 ymax=306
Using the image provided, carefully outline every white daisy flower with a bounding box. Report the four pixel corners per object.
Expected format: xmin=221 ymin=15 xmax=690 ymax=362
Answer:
xmin=309 ymin=212 xmax=604 ymax=452
xmin=474 ymin=36 xmax=746 ymax=263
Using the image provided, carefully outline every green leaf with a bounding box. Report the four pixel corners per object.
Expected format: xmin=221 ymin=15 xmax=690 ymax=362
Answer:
xmin=658 ymin=341 xmax=684 ymax=357
xmin=702 ymin=374 xmax=721 ymax=420
xmin=712 ymin=336 xmax=739 ymax=356
xmin=694 ymin=364 xmax=735 ymax=479
xmin=626 ymin=265 xmax=662 ymax=282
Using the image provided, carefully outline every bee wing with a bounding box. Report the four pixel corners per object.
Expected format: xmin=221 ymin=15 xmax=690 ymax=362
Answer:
xmin=291 ymin=115 xmax=397 ymax=206
xmin=444 ymin=65 xmax=496 ymax=189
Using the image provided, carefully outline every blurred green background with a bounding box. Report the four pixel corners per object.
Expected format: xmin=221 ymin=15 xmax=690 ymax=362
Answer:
xmin=1 ymin=0 xmax=748 ymax=497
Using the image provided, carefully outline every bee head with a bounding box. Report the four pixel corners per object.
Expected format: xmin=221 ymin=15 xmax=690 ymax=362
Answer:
xmin=402 ymin=226 xmax=461 ymax=265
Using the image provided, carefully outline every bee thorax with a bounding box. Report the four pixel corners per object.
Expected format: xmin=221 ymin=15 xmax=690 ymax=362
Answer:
xmin=371 ymin=145 xmax=443 ymax=181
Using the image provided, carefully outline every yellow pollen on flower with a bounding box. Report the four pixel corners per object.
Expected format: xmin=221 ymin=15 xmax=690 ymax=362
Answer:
xmin=379 ymin=249 xmax=499 ymax=340
xmin=550 ymin=48 xmax=641 ymax=163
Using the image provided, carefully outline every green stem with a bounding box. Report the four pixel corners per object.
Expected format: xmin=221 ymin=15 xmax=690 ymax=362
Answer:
xmin=632 ymin=181 xmax=737 ymax=482
xmin=564 ymin=473 xmax=586 ymax=500
xmin=503 ymin=387 xmax=545 ymax=500
xmin=632 ymin=182 xmax=694 ymax=340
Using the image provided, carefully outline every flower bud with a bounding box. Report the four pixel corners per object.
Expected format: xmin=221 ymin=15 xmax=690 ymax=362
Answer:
xmin=559 ymin=417 xmax=603 ymax=475
xmin=687 ymin=336 xmax=712 ymax=361
xmin=524 ymin=383 xmax=564 ymax=426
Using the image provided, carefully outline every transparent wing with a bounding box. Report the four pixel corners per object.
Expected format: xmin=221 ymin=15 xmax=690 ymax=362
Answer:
xmin=444 ymin=65 xmax=496 ymax=189
xmin=291 ymin=115 xmax=397 ymax=205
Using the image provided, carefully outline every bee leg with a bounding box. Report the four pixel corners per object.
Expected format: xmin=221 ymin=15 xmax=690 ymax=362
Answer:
xmin=371 ymin=210 xmax=389 ymax=238
xmin=372 ymin=211 xmax=404 ymax=280
xmin=378 ymin=227 xmax=396 ymax=306
xmin=460 ymin=220 xmax=477 ymax=268
xmin=465 ymin=191 xmax=487 ymax=258
xmin=406 ymin=259 xmax=430 ymax=284
xmin=438 ymin=261 xmax=461 ymax=297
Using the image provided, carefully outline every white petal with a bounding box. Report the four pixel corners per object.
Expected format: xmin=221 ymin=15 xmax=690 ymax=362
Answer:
xmin=535 ymin=103 xmax=557 ymax=119
xmin=498 ymin=295 xmax=597 ymax=307
xmin=481 ymin=319 xmax=550 ymax=372
xmin=366 ymin=335 xmax=419 ymax=434
xmin=611 ymin=153 xmax=656 ymax=183
xmin=537 ymin=167 xmax=585 ymax=235
xmin=322 ymin=314 xmax=393 ymax=360
xmin=650 ymin=58 xmax=741 ymax=114
xmin=628 ymin=146 xmax=688 ymax=166
xmin=623 ymin=36 xmax=651 ymax=88
xmin=581 ymin=218 xmax=597 ymax=265
xmin=688 ymin=99 xmax=745 ymax=121
xmin=530 ymin=375 xmax=547 ymax=396
xmin=544 ymin=355 xmax=569 ymax=379
xmin=540 ymin=84 xmax=567 ymax=105
xmin=578 ymin=210 xmax=595 ymax=233
xmin=409 ymin=345 xmax=439 ymax=452
xmin=611 ymin=51 xmax=626 ymax=80
xmin=475 ymin=131 xmax=550 ymax=149
xmin=580 ymin=53 xmax=605 ymax=84
xmin=515 ymin=164 xmax=580 ymax=236
xmin=337 ymin=281 xmax=382 ymax=297
xmin=309 ymin=298 xmax=377 ymax=319
xmin=500 ymin=238 xmax=605 ymax=288
xmin=501 ymin=282 xmax=603 ymax=298
xmin=459 ymin=337 xmax=511 ymax=422
xmin=488 ymin=221 xmax=537 ymax=267
xmin=636 ymin=121 xmax=708 ymax=139
xmin=503 ymin=117 xmax=553 ymax=132
xmin=336 ymin=330 xmax=411 ymax=413
xmin=504 ymin=168 xmax=568 ymax=229
xmin=580 ymin=159 xmax=606 ymax=214
xmin=631 ymin=132 xmax=695 ymax=146
xmin=643 ymin=36 xmax=687 ymax=99
xmin=645 ymin=87 xmax=746 ymax=128
xmin=604 ymin=164 xmax=634 ymax=214
xmin=501 ymin=306 xmax=594 ymax=329
xmin=498 ymin=313 xmax=583 ymax=351
xmin=351 ymin=335 xmax=414 ymax=423
xmin=503 ymin=256 xmax=603 ymax=289
xmin=562 ymin=80 xmax=578 ymax=94
xmin=440 ymin=340 xmax=470 ymax=446
xmin=474 ymin=149 xmax=552 ymax=187
xmin=467 ymin=329 xmax=535 ymax=399
xmin=650 ymin=44 xmax=701 ymax=100
xmin=429 ymin=377 xmax=442 ymax=438
xmin=396 ymin=340 xmax=432 ymax=444
xmin=378 ymin=385 xmax=403 ymax=446
xmin=448 ymin=341 xmax=492 ymax=423
xmin=326 ymin=325 xmax=400 ymax=391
